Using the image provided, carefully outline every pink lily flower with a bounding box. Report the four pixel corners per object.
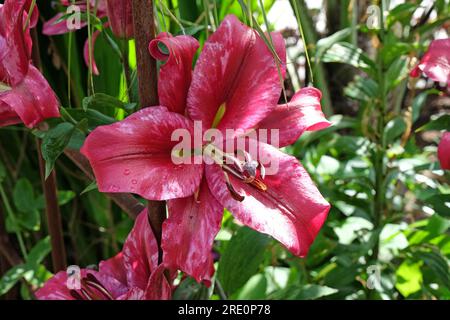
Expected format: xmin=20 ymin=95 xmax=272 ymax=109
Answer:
xmin=438 ymin=132 xmax=450 ymax=170
xmin=411 ymin=38 xmax=450 ymax=86
xmin=0 ymin=0 xmax=60 ymax=128
xmin=43 ymin=0 xmax=133 ymax=75
xmin=105 ymin=0 xmax=134 ymax=39
xmin=81 ymin=15 xmax=331 ymax=284
xmin=36 ymin=209 xmax=172 ymax=300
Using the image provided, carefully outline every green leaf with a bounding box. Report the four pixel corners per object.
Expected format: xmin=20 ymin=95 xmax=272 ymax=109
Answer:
xmin=416 ymin=114 xmax=450 ymax=132
xmin=416 ymin=251 xmax=449 ymax=288
xmin=315 ymin=28 xmax=353 ymax=60
xmin=383 ymin=117 xmax=406 ymax=145
xmin=172 ymin=277 xmax=213 ymax=300
xmin=395 ymin=260 xmax=423 ymax=297
xmin=36 ymin=190 xmax=76 ymax=209
xmin=81 ymin=181 xmax=98 ymax=195
xmin=0 ymin=238 xmax=52 ymax=296
xmin=64 ymin=108 xmax=116 ymax=130
xmin=0 ymin=264 xmax=28 ymax=295
xmin=13 ymin=178 xmax=40 ymax=231
xmin=178 ymin=0 xmax=199 ymax=22
xmin=412 ymin=90 xmax=439 ymax=123
xmin=291 ymin=285 xmax=338 ymax=300
xmin=82 ymin=93 xmax=125 ymax=112
xmin=26 ymin=237 xmax=52 ymax=269
xmin=13 ymin=178 xmax=35 ymax=213
xmin=268 ymin=284 xmax=338 ymax=300
xmin=321 ymin=42 xmax=376 ymax=75
xmin=424 ymin=194 xmax=450 ymax=218
xmin=41 ymin=123 xmax=76 ymax=179
xmin=217 ymin=227 xmax=271 ymax=295
xmin=344 ymin=75 xmax=379 ymax=101
xmin=235 ymin=274 xmax=268 ymax=300
xmin=385 ymin=57 xmax=409 ymax=90
xmin=0 ymin=160 xmax=5 ymax=182
xmin=381 ymin=42 xmax=413 ymax=66
xmin=386 ymin=3 xmax=417 ymax=27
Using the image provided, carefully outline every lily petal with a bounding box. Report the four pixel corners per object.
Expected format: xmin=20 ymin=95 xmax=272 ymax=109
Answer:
xmin=411 ymin=38 xmax=450 ymax=85
xmin=122 ymin=209 xmax=159 ymax=290
xmin=149 ymin=33 xmax=199 ymax=114
xmin=187 ymin=15 xmax=286 ymax=134
xmin=0 ymin=65 xmax=60 ymax=128
xmin=438 ymin=132 xmax=450 ymax=170
xmin=35 ymin=271 xmax=75 ymax=300
xmin=0 ymin=0 xmax=32 ymax=86
xmin=0 ymin=100 xmax=21 ymax=127
xmin=83 ymin=29 xmax=101 ymax=76
xmin=97 ymin=252 xmax=128 ymax=298
xmin=81 ymin=107 xmax=203 ymax=200
xmin=106 ymin=0 xmax=134 ymax=39
xmin=206 ymin=142 xmax=330 ymax=257
xmin=256 ymin=87 xmax=331 ymax=147
xmin=43 ymin=12 xmax=88 ymax=36
xmin=145 ymin=264 xmax=172 ymax=300
xmin=163 ymin=178 xmax=223 ymax=285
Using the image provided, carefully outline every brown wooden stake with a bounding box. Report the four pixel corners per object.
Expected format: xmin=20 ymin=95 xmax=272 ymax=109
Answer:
xmin=36 ymin=140 xmax=67 ymax=272
xmin=31 ymin=29 xmax=67 ymax=272
xmin=132 ymin=0 xmax=166 ymax=263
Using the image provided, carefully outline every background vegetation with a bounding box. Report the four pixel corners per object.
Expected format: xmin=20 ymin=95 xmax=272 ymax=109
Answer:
xmin=0 ymin=0 xmax=449 ymax=300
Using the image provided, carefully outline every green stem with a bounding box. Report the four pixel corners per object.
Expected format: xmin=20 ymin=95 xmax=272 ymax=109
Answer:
xmin=0 ymin=184 xmax=27 ymax=258
xmin=86 ymin=0 xmax=95 ymax=95
xmin=290 ymin=0 xmax=334 ymax=116
xmin=23 ymin=0 xmax=37 ymax=31
xmin=372 ymin=0 xmax=387 ymax=261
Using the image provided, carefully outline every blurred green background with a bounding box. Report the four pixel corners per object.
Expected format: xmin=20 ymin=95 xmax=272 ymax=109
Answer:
xmin=0 ymin=0 xmax=449 ymax=300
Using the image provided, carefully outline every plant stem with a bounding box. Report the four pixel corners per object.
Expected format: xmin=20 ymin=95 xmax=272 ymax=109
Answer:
xmin=372 ymin=0 xmax=387 ymax=262
xmin=132 ymin=0 xmax=166 ymax=263
xmin=132 ymin=0 xmax=159 ymax=107
xmin=36 ymin=140 xmax=67 ymax=272
xmin=31 ymin=29 xmax=67 ymax=272
xmin=290 ymin=0 xmax=334 ymax=116
xmin=86 ymin=0 xmax=95 ymax=95
xmin=0 ymin=184 xmax=27 ymax=258
xmin=121 ymin=40 xmax=132 ymax=101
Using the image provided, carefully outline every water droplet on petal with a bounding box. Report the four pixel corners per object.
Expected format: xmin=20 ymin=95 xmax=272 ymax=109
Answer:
xmin=123 ymin=169 xmax=131 ymax=176
xmin=131 ymin=179 xmax=138 ymax=185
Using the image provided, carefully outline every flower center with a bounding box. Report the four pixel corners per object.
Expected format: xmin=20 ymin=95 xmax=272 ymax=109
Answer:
xmin=203 ymin=144 xmax=267 ymax=202
xmin=69 ymin=273 xmax=113 ymax=300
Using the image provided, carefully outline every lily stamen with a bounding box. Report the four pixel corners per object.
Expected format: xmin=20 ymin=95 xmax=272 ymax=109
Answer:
xmin=223 ymin=171 xmax=245 ymax=202
xmin=69 ymin=274 xmax=113 ymax=300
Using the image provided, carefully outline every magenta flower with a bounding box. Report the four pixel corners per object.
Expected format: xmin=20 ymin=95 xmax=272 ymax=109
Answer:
xmin=81 ymin=15 xmax=331 ymax=284
xmin=438 ymin=132 xmax=450 ymax=170
xmin=0 ymin=0 xmax=60 ymax=128
xmin=411 ymin=38 xmax=450 ymax=86
xmin=43 ymin=0 xmax=133 ymax=75
xmin=36 ymin=210 xmax=171 ymax=300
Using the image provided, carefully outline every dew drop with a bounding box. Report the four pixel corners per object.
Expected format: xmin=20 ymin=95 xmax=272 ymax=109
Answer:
xmin=131 ymin=179 xmax=138 ymax=185
xmin=123 ymin=169 xmax=131 ymax=176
